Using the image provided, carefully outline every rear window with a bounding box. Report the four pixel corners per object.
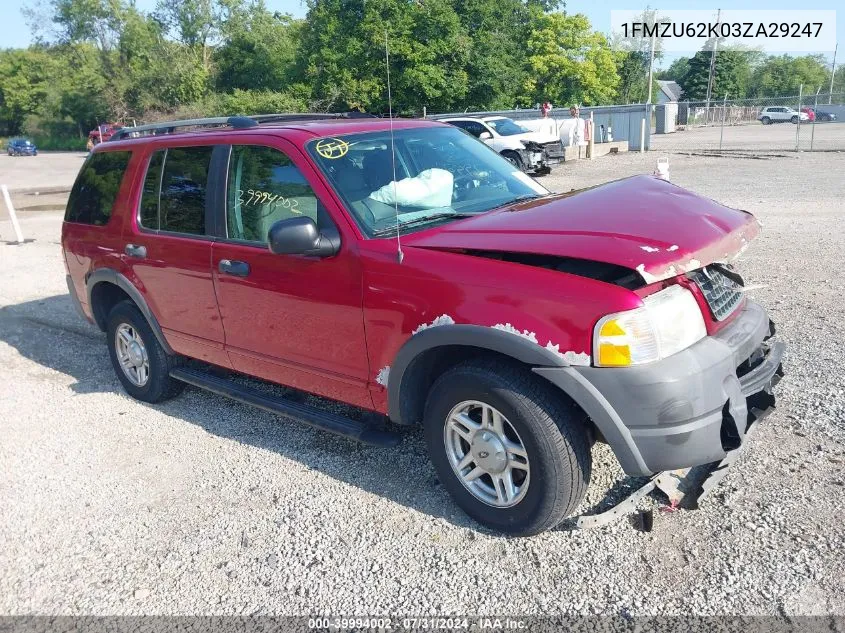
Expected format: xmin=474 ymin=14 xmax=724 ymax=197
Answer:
xmin=139 ymin=146 xmax=213 ymax=235
xmin=65 ymin=151 xmax=132 ymax=225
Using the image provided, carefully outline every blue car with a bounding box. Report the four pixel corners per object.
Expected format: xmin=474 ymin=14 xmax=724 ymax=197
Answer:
xmin=6 ymin=138 xmax=38 ymax=156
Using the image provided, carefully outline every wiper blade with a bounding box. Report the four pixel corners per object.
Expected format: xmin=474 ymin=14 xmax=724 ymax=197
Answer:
xmin=372 ymin=212 xmax=473 ymax=236
xmin=489 ymin=193 xmax=543 ymax=211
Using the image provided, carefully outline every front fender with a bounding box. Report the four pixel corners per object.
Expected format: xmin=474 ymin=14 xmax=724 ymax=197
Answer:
xmin=387 ymin=324 xmax=568 ymax=425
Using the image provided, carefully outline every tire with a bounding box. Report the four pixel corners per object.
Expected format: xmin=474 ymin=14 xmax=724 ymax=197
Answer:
xmin=502 ymin=150 xmax=524 ymax=171
xmin=760 ymin=117 xmax=771 ymax=125
xmin=106 ymin=300 xmax=184 ymax=403
xmin=791 ymin=115 xmax=799 ymax=124
xmin=423 ymin=358 xmax=591 ymax=535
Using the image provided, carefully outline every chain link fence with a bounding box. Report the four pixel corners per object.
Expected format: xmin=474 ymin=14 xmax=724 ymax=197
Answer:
xmin=653 ymin=90 xmax=845 ymax=153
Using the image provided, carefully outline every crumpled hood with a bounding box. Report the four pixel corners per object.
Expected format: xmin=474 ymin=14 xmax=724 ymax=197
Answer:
xmin=403 ymin=175 xmax=760 ymax=284
xmin=518 ymin=130 xmax=559 ymax=144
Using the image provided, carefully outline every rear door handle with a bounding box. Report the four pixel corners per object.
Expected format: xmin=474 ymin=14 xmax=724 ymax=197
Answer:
xmin=124 ymin=244 xmax=146 ymax=258
xmin=218 ymin=259 xmax=250 ymax=277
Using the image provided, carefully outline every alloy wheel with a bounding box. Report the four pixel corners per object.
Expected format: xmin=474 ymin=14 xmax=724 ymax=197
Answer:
xmin=443 ymin=400 xmax=530 ymax=507
xmin=114 ymin=323 xmax=150 ymax=387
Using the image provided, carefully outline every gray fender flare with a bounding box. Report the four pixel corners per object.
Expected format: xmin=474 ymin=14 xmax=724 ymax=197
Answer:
xmin=387 ymin=324 xmax=568 ymax=425
xmin=386 ymin=324 xmax=648 ymax=475
xmin=86 ymin=269 xmax=175 ymax=355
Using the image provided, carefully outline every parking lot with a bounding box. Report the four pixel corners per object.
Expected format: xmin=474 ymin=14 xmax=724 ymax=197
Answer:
xmin=651 ymin=119 xmax=845 ymax=152
xmin=1 ymin=145 xmax=844 ymax=617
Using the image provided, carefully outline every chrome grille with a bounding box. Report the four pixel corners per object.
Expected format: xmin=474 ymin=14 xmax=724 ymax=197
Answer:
xmin=692 ymin=266 xmax=744 ymax=321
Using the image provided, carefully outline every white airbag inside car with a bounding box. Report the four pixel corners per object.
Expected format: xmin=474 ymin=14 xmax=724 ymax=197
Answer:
xmin=368 ymin=168 xmax=454 ymax=208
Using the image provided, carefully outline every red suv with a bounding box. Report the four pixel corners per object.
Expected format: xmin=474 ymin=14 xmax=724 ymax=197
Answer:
xmin=62 ymin=114 xmax=783 ymax=535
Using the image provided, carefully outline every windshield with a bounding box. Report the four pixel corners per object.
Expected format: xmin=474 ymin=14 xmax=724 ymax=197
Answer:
xmin=485 ymin=118 xmax=529 ymax=136
xmin=307 ymin=126 xmax=549 ymax=237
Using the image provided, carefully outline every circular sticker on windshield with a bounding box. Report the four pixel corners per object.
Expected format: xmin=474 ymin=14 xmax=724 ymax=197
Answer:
xmin=315 ymin=137 xmax=349 ymax=159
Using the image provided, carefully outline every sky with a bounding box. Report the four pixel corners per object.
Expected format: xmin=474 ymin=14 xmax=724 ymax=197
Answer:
xmin=1 ymin=0 xmax=840 ymax=70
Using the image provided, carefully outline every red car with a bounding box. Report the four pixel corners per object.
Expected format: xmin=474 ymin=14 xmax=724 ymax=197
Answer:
xmin=88 ymin=123 xmax=123 ymax=145
xmin=62 ymin=114 xmax=783 ymax=534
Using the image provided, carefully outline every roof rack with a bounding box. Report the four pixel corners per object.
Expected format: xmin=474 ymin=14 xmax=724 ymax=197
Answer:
xmin=110 ymin=112 xmax=376 ymax=141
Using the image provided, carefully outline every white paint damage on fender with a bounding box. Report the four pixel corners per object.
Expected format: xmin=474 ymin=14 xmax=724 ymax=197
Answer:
xmin=544 ymin=342 xmax=591 ymax=366
xmin=491 ymin=323 xmax=592 ymax=366
xmin=491 ymin=323 xmax=538 ymax=344
xmin=636 ymin=264 xmax=661 ymax=284
xmin=375 ymin=366 xmax=390 ymax=387
xmin=412 ymin=314 xmax=456 ymax=335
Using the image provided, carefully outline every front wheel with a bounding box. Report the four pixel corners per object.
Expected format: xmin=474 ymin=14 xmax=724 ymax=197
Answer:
xmin=424 ymin=359 xmax=591 ymax=535
xmin=106 ymin=300 xmax=184 ymax=403
xmin=501 ymin=150 xmax=524 ymax=171
xmin=791 ymin=115 xmax=799 ymax=124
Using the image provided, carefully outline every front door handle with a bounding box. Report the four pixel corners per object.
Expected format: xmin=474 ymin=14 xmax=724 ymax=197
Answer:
xmin=124 ymin=244 xmax=147 ymax=258
xmin=218 ymin=259 xmax=250 ymax=277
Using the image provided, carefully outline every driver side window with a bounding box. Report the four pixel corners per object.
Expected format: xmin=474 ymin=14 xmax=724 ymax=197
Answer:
xmin=226 ymin=145 xmax=321 ymax=243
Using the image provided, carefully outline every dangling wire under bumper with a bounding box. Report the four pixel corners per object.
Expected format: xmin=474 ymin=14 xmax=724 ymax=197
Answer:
xmin=575 ymin=394 xmax=778 ymax=531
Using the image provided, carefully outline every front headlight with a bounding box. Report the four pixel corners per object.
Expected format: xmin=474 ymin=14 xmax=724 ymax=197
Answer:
xmin=593 ymin=285 xmax=707 ymax=367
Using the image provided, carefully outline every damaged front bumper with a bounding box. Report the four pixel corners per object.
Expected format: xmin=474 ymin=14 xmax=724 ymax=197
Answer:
xmin=576 ymin=396 xmax=778 ymax=529
xmin=518 ymin=140 xmax=563 ymax=174
xmin=535 ymin=299 xmax=784 ymax=525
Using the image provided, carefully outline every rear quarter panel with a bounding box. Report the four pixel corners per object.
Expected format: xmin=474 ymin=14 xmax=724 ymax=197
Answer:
xmin=62 ymin=149 xmax=144 ymax=320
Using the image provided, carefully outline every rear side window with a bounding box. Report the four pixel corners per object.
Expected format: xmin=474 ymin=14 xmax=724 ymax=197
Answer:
xmin=139 ymin=150 xmax=164 ymax=229
xmin=139 ymin=146 xmax=213 ymax=235
xmin=65 ymin=151 xmax=132 ymax=225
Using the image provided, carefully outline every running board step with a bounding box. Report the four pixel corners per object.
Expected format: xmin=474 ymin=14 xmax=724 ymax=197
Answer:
xmin=169 ymin=367 xmax=401 ymax=448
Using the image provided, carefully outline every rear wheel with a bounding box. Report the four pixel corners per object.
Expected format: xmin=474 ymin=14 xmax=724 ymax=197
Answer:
xmin=760 ymin=117 xmax=771 ymax=125
xmin=424 ymin=359 xmax=591 ymax=535
xmin=502 ymin=150 xmax=524 ymax=171
xmin=106 ymin=300 xmax=184 ymax=403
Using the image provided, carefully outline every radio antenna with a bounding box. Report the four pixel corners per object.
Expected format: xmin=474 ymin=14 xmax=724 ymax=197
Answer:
xmin=385 ymin=29 xmax=404 ymax=264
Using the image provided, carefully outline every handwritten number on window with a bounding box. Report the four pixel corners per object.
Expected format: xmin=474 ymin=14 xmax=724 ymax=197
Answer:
xmin=236 ymin=189 xmax=301 ymax=214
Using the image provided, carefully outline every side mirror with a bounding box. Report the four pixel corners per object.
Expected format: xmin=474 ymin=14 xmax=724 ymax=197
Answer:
xmin=479 ymin=131 xmax=493 ymax=140
xmin=267 ymin=216 xmax=340 ymax=258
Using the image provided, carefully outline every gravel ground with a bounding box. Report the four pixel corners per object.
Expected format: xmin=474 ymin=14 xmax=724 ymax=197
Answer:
xmin=1 ymin=150 xmax=844 ymax=617
xmin=0 ymin=151 xmax=87 ymax=213
xmin=650 ymin=120 xmax=845 ymax=152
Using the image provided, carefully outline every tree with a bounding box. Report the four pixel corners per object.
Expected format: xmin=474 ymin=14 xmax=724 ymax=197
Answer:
xmin=523 ymin=12 xmax=619 ymax=106
xmin=613 ymin=51 xmax=650 ymax=103
xmin=610 ymin=9 xmax=666 ymax=104
xmin=833 ymin=64 xmax=845 ymax=94
xmin=681 ymin=46 xmax=755 ymax=100
xmin=656 ymin=57 xmax=690 ymax=84
xmin=155 ymin=0 xmax=222 ymax=71
xmin=748 ymin=54 xmax=832 ymax=97
xmin=454 ymin=0 xmax=540 ymax=110
xmin=0 ymin=48 xmax=55 ymax=134
xmin=215 ymin=3 xmax=302 ymax=92
xmin=296 ymin=0 xmax=471 ymax=113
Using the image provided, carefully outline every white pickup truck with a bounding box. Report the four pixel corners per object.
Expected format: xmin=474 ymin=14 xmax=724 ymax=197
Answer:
xmin=758 ymin=107 xmax=810 ymax=125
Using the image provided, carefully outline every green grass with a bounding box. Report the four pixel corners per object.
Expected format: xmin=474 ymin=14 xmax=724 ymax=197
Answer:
xmin=1 ymin=134 xmax=87 ymax=152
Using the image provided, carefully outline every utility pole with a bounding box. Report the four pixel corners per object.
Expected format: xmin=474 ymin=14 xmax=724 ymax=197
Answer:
xmin=646 ymin=27 xmax=657 ymax=105
xmin=705 ymin=9 xmax=721 ymax=116
xmin=830 ymin=43 xmax=838 ymax=104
